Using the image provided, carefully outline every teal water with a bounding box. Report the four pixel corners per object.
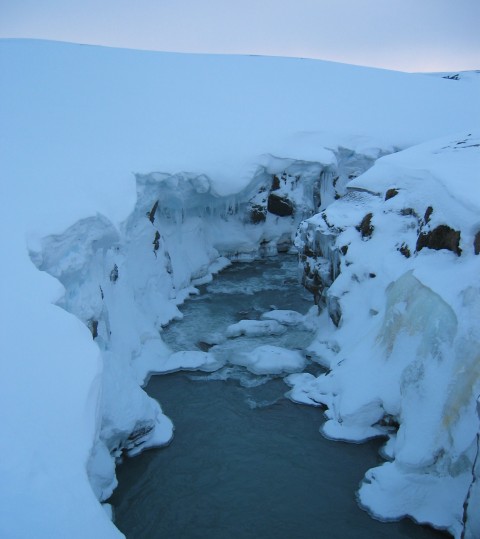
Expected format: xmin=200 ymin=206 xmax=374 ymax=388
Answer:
xmin=109 ymin=257 xmax=447 ymax=539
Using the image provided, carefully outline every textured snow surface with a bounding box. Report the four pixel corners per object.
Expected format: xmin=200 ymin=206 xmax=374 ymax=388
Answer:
xmin=233 ymin=345 xmax=306 ymax=375
xmin=1 ymin=38 xmax=479 ymax=538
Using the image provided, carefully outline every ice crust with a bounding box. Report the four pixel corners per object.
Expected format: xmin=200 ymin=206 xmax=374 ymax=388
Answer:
xmin=1 ymin=38 xmax=479 ymax=538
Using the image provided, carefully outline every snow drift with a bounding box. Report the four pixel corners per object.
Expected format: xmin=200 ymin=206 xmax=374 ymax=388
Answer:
xmin=1 ymin=38 xmax=479 ymax=538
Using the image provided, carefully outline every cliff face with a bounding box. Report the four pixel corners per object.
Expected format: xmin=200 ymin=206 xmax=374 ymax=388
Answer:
xmin=290 ymin=132 xmax=480 ymax=538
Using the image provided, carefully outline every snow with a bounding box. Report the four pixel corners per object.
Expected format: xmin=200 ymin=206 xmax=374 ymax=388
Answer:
xmin=232 ymin=345 xmax=306 ymax=375
xmin=226 ymin=319 xmax=287 ymax=338
xmin=261 ymin=309 xmax=306 ymax=326
xmin=288 ymin=130 xmax=480 ymax=536
xmin=1 ymin=37 xmax=479 ymax=538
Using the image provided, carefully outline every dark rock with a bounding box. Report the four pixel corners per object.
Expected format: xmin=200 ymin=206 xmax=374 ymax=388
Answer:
xmin=385 ymin=188 xmax=399 ymax=201
xmin=375 ymin=414 xmax=400 ymax=429
xmin=424 ymin=206 xmax=434 ymax=224
xmin=356 ymin=213 xmax=374 ymax=239
xmin=153 ymin=230 xmax=160 ymax=252
xmin=271 ymin=175 xmax=281 ymax=191
xmin=416 ymin=225 xmax=461 ymax=256
xmin=340 ymin=245 xmax=348 ymax=256
xmin=147 ymin=200 xmax=159 ymax=224
xmin=369 ymin=273 xmax=376 ymax=278
xmin=327 ymin=295 xmax=342 ymax=327
xmin=87 ymin=319 xmax=98 ymax=339
xmin=400 ymin=208 xmax=418 ymax=217
xmin=127 ymin=423 xmax=154 ymax=446
xmin=474 ymin=232 xmax=480 ymax=255
xmin=267 ymin=193 xmax=294 ymax=217
xmin=249 ymin=204 xmax=267 ymax=224
xmin=110 ymin=264 xmax=119 ymax=282
xmin=398 ymin=243 xmax=411 ymax=258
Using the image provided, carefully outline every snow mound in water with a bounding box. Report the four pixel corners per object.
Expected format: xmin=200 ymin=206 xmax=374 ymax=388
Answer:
xmin=261 ymin=309 xmax=306 ymax=326
xmin=234 ymin=345 xmax=306 ymax=375
xmin=226 ymin=319 xmax=287 ymax=338
xmin=158 ymin=351 xmax=225 ymax=373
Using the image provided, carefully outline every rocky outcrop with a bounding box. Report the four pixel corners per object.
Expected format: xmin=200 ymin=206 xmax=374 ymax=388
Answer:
xmin=416 ymin=224 xmax=461 ymax=256
xmin=356 ymin=213 xmax=374 ymax=239
xmin=267 ymin=192 xmax=294 ymax=216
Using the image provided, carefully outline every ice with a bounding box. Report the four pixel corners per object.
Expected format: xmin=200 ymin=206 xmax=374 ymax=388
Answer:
xmin=232 ymin=345 xmax=306 ymax=375
xmin=358 ymin=461 xmax=471 ymax=537
xmin=226 ymin=319 xmax=287 ymax=338
xmin=260 ymin=309 xmax=305 ymax=326
xmin=156 ymin=351 xmax=225 ymax=373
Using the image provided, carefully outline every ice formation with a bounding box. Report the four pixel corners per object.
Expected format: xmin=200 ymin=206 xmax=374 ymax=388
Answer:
xmin=1 ymin=39 xmax=479 ymax=538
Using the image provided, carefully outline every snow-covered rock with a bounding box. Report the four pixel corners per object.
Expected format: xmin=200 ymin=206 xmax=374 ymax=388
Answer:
xmin=291 ymin=131 xmax=480 ymax=537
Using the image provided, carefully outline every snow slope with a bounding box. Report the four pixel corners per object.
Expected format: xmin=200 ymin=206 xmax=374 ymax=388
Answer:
xmin=0 ymin=38 xmax=479 ymax=538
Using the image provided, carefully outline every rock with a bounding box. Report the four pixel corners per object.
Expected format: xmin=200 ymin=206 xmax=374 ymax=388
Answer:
xmin=267 ymin=193 xmax=294 ymax=217
xmin=400 ymin=208 xmax=417 ymax=217
xmin=424 ymin=206 xmax=433 ymax=224
xmin=356 ymin=213 xmax=374 ymax=239
xmin=153 ymin=230 xmax=160 ymax=252
xmin=147 ymin=200 xmax=159 ymax=224
xmin=110 ymin=264 xmax=119 ymax=282
xmin=327 ymin=295 xmax=342 ymax=327
xmin=416 ymin=225 xmax=461 ymax=256
xmin=271 ymin=174 xmax=281 ymax=191
xmin=249 ymin=204 xmax=267 ymax=224
xmin=474 ymin=231 xmax=480 ymax=255
xmin=398 ymin=243 xmax=411 ymax=258
xmin=87 ymin=318 xmax=98 ymax=339
xmin=385 ymin=188 xmax=399 ymax=200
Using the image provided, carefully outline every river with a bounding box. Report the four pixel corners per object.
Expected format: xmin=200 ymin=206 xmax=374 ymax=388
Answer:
xmin=109 ymin=256 xmax=447 ymax=538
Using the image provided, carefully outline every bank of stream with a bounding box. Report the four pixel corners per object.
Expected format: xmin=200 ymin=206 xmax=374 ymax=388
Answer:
xmin=109 ymin=256 xmax=446 ymax=538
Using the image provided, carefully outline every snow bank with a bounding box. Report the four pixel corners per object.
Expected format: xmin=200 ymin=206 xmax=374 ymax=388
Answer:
xmin=291 ymin=131 xmax=480 ymax=537
xmin=1 ymin=37 xmax=479 ymax=538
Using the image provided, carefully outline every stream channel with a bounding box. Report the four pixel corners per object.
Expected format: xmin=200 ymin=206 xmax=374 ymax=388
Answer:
xmin=109 ymin=255 xmax=446 ymax=539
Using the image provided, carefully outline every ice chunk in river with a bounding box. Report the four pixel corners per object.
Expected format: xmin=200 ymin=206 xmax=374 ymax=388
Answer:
xmin=233 ymin=345 xmax=306 ymax=375
xmin=261 ymin=309 xmax=306 ymax=326
xmin=226 ymin=319 xmax=287 ymax=338
xmin=157 ymin=351 xmax=224 ymax=373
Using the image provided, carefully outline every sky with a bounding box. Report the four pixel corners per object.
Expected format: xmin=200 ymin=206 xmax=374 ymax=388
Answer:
xmin=0 ymin=0 xmax=479 ymax=72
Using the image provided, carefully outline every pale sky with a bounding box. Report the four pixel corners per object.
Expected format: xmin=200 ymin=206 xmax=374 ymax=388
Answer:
xmin=1 ymin=0 xmax=479 ymax=72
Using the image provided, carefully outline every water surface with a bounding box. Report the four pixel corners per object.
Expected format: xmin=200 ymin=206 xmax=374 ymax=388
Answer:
xmin=110 ymin=257 xmax=447 ymax=538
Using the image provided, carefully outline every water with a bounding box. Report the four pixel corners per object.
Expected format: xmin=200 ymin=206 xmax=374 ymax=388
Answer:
xmin=109 ymin=256 xmax=447 ymax=539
